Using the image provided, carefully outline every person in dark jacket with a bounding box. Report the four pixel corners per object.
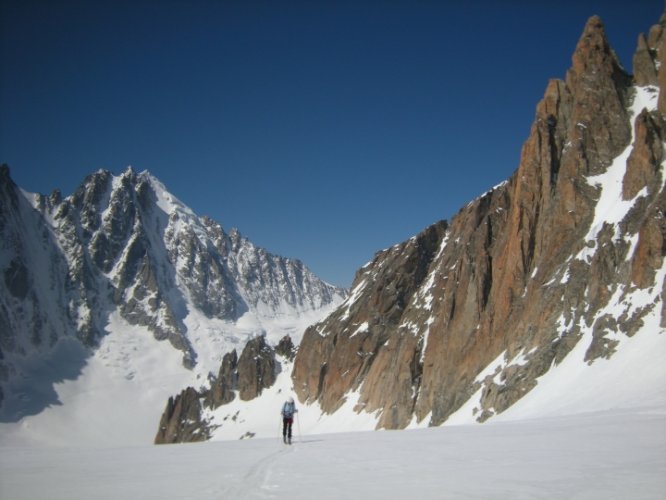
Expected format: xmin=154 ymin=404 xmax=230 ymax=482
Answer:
xmin=281 ymin=397 xmax=298 ymax=444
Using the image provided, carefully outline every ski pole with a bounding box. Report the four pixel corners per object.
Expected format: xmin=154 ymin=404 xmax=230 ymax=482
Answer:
xmin=296 ymin=412 xmax=302 ymax=443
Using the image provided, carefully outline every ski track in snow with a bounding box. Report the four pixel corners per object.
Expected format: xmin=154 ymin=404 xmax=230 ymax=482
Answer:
xmin=2 ymin=64 xmax=666 ymax=500
xmin=223 ymin=443 xmax=296 ymax=498
xmin=1 ymin=410 xmax=664 ymax=500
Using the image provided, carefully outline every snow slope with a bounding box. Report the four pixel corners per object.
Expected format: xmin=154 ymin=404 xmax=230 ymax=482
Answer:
xmin=1 ymin=408 xmax=664 ymax=500
xmin=445 ymin=295 xmax=666 ymax=425
xmin=0 ymin=304 xmax=340 ymax=447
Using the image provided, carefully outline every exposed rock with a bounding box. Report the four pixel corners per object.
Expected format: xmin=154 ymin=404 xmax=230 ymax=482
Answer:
xmin=648 ymin=14 xmax=666 ymax=114
xmin=157 ymin=334 xmax=284 ymax=442
xmin=292 ymin=221 xmax=448 ymax=424
xmin=633 ymin=33 xmax=659 ymax=87
xmin=631 ymin=193 xmax=666 ymax=289
xmin=3 ymin=259 xmax=29 ymax=300
xmin=564 ymin=15 xmax=632 ymax=175
xmin=204 ymin=334 xmax=284 ymax=411
xmin=154 ymin=387 xmax=209 ymax=444
xmin=624 ymin=108 xmax=664 ymax=200
xmin=292 ymin=15 xmax=666 ymax=429
xmin=204 ymin=349 xmax=238 ymax=409
xmin=275 ymin=335 xmax=296 ymax=361
xmin=237 ymin=336 xmax=276 ymax=401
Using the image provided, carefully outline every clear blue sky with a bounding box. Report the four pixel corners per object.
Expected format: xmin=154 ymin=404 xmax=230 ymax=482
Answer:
xmin=1 ymin=0 xmax=662 ymax=288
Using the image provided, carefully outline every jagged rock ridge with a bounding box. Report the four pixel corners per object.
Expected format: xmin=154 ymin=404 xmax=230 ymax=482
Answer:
xmin=291 ymin=15 xmax=666 ymax=429
xmin=0 ymin=166 xmax=346 ymax=414
xmin=155 ymin=334 xmax=295 ymax=444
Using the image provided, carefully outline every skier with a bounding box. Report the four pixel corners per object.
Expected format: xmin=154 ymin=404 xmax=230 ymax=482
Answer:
xmin=281 ymin=396 xmax=298 ymax=444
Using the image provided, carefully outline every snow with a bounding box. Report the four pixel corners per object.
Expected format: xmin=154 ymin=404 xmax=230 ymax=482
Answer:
xmin=578 ymin=85 xmax=661 ymax=263
xmin=143 ymin=170 xmax=198 ymax=221
xmin=0 ymin=298 xmax=339 ymax=448
xmin=497 ymin=277 xmax=666 ymax=421
xmin=349 ymin=321 xmax=369 ymax=338
xmin=448 ymin=268 xmax=666 ymax=426
xmin=0 ymin=312 xmax=193 ymax=447
xmin=1 ymin=408 xmax=664 ymax=499
xmin=418 ymin=314 xmax=436 ymax=362
xmin=474 ymin=350 xmax=507 ymax=383
xmin=339 ymin=277 xmax=368 ymax=321
xmin=2 ymin=82 xmax=665 ymax=500
xmin=200 ymin=357 xmax=379 ymax=443
xmin=6 ymin=280 xmax=666 ymax=499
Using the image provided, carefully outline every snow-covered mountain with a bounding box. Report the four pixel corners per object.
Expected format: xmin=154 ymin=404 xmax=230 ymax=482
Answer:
xmin=2 ymin=14 xmax=665 ymax=450
xmin=159 ymin=15 xmax=666 ymax=444
xmin=0 ymin=165 xmax=346 ymax=445
xmin=1 ymin=12 xmax=665 ymax=500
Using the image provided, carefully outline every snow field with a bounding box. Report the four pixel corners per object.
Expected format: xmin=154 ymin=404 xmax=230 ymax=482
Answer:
xmin=1 ymin=408 xmax=664 ymax=500
xmin=0 ymin=302 xmax=340 ymax=447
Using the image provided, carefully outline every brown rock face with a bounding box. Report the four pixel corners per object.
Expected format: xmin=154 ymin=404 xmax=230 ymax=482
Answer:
xmin=156 ymin=334 xmax=285 ymax=442
xmin=292 ymin=16 xmax=666 ymax=429
xmin=292 ymin=221 xmax=447 ymax=424
xmin=204 ymin=349 xmax=238 ymax=409
xmin=634 ymin=33 xmax=659 ymax=87
xmin=624 ymin=109 xmax=665 ymax=200
xmin=631 ymin=192 xmax=666 ymax=290
xmin=237 ymin=336 xmax=277 ymax=401
xmin=275 ymin=335 xmax=296 ymax=361
xmin=154 ymin=387 xmax=209 ymax=444
xmin=648 ymin=15 xmax=666 ymax=114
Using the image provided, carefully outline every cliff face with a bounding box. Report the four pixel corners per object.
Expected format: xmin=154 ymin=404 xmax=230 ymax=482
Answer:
xmin=292 ymin=16 xmax=666 ymax=429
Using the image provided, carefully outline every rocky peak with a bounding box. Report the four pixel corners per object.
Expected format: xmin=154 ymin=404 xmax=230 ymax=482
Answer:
xmin=633 ymin=20 xmax=662 ymax=86
xmin=154 ymin=387 xmax=209 ymax=444
xmin=275 ymin=335 xmax=296 ymax=361
xmin=291 ymin=15 xmax=666 ymax=430
xmin=0 ymin=164 xmax=19 ymax=215
xmin=565 ymin=16 xmax=632 ymax=174
xmin=569 ymin=16 xmax=623 ymax=77
xmin=634 ymin=14 xmax=666 ymax=114
xmin=236 ymin=336 xmax=277 ymax=401
xmin=204 ymin=349 xmax=238 ymax=409
xmin=0 ymin=164 xmax=10 ymax=184
xmin=1 ymin=164 xmax=346 ymax=419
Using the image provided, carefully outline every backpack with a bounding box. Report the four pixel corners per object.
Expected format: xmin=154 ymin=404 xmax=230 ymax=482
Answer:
xmin=283 ymin=402 xmax=295 ymax=418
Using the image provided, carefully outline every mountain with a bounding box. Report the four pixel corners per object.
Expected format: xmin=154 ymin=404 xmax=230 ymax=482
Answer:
xmin=151 ymin=14 xmax=665 ymax=445
xmin=289 ymin=15 xmax=666 ymax=429
xmin=0 ymin=165 xmax=346 ymax=443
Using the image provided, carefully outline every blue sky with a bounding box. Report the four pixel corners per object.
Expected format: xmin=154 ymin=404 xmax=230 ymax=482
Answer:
xmin=1 ymin=0 xmax=662 ymax=288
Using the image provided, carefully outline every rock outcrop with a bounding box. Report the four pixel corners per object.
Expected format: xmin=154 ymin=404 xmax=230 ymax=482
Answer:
xmin=204 ymin=350 xmax=239 ymax=409
xmin=236 ymin=336 xmax=277 ymax=401
xmin=155 ymin=387 xmax=209 ymax=444
xmin=292 ymin=15 xmax=666 ymax=429
xmin=156 ymin=335 xmax=292 ymax=443
xmin=275 ymin=335 xmax=296 ymax=361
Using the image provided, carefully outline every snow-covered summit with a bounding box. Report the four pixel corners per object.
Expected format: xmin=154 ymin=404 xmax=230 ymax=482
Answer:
xmin=0 ymin=166 xmax=346 ymax=445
